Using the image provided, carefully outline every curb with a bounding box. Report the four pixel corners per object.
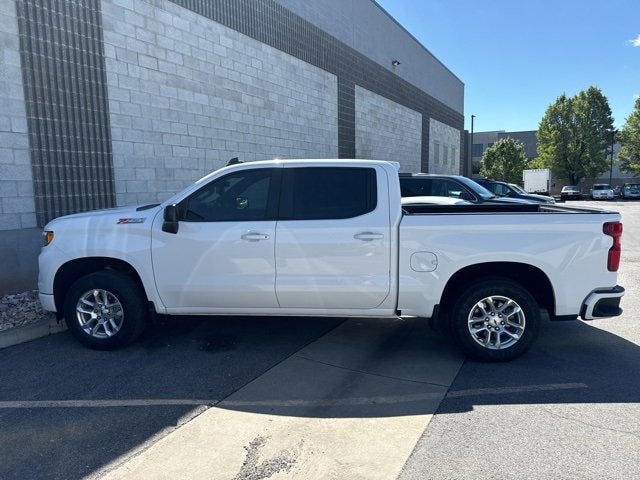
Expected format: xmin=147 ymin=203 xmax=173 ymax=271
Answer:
xmin=0 ymin=317 xmax=67 ymax=349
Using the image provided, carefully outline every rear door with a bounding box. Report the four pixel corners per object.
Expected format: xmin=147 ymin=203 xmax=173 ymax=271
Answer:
xmin=275 ymin=165 xmax=391 ymax=309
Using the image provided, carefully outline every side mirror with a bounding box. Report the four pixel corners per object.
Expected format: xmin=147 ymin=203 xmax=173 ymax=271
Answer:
xmin=162 ymin=204 xmax=179 ymax=234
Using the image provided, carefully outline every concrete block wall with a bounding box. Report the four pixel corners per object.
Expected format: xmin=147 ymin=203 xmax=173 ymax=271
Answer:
xmin=354 ymin=86 xmax=422 ymax=172
xmin=0 ymin=0 xmax=36 ymax=231
xmin=101 ymin=0 xmax=339 ymax=206
xmin=429 ymin=118 xmax=461 ymax=175
xmin=273 ymin=0 xmax=464 ymax=115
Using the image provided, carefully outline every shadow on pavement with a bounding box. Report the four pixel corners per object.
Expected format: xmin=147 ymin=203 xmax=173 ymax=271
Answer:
xmin=437 ymin=318 xmax=640 ymax=414
xmin=0 ymin=315 xmax=638 ymax=479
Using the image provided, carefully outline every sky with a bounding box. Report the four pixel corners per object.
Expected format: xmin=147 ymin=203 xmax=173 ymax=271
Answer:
xmin=375 ymin=0 xmax=640 ymax=133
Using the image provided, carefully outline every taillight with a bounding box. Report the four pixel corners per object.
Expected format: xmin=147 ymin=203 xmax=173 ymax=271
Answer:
xmin=603 ymin=222 xmax=623 ymax=272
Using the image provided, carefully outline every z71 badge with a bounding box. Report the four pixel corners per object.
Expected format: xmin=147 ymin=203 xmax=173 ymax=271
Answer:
xmin=117 ymin=218 xmax=146 ymax=224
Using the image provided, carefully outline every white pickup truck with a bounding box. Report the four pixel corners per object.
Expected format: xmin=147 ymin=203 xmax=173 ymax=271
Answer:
xmin=38 ymin=160 xmax=624 ymax=361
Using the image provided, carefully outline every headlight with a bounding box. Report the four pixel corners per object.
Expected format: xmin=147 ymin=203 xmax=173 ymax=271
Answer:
xmin=43 ymin=230 xmax=54 ymax=246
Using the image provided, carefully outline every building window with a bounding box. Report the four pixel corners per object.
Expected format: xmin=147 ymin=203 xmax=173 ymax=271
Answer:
xmin=434 ymin=143 xmax=440 ymax=165
xmin=488 ymin=142 xmax=494 ymax=149
xmin=443 ymin=145 xmax=449 ymax=165
xmin=473 ymin=144 xmax=483 ymax=157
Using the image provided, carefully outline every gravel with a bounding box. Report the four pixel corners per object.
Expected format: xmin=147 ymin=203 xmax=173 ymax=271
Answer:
xmin=0 ymin=290 xmax=55 ymax=332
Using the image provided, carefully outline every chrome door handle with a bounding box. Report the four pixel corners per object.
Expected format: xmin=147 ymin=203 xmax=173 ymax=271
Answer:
xmin=354 ymin=232 xmax=384 ymax=241
xmin=241 ymin=232 xmax=270 ymax=241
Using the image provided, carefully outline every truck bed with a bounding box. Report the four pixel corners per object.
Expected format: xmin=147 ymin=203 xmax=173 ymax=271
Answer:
xmin=402 ymin=203 xmax=616 ymax=215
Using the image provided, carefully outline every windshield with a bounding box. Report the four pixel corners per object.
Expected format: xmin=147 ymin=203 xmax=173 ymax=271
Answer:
xmin=456 ymin=177 xmax=496 ymax=200
xmin=593 ymin=184 xmax=611 ymax=190
xmin=625 ymin=184 xmax=640 ymax=192
xmin=510 ymin=184 xmax=526 ymax=194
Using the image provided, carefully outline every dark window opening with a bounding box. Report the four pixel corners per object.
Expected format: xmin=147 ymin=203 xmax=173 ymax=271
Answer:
xmin=280 ymin=167 xmax=377 ymax=220
xmin=184 ymin=168 xmax=275 ymax=221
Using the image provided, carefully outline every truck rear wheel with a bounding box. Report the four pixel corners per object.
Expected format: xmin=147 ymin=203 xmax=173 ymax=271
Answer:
xmin=449 ymin=279 xmax=540 ymax=361
xmin=63 ymin=271 xmax=147 ymax=350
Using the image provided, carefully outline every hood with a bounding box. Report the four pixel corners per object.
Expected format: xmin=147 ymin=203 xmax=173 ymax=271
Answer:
xmin=521 ymin=193 xmax=555 ymax=203
xmin=45 ymin=205 xmax=161 ymax=230
xmin=484 ymin=196 xmax=534 ymax=205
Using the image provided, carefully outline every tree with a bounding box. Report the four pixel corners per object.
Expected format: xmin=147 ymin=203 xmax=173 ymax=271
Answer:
xmin=536 ymin=86 xmax=614 ymax=185
xmin=480 ymin=137 xmax=528 ymax=184
xmin=618 ymin=98 xmax=640 ymax=176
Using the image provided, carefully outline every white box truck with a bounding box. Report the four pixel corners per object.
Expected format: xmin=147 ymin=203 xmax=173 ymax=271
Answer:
xmin=523 ymin=169 xmax=551 ymax=194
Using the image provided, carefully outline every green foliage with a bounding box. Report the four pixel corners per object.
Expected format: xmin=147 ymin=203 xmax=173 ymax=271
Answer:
xmin=479 ymin=137 xmax=528 ymax=183
xmin=528 ymin=157 xmax=547 ymax=169
xmin=536 ymin=86 xmax=614 ymax=185
xmin=619 ymin=98 xmax=640 ymax=176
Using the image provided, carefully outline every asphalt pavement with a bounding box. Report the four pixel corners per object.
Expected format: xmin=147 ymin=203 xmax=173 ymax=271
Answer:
xmin=0 ymin=199 xmax=638 ymax=480
xmin=400 ymin=199 xmax=640 ymax=480
xmin=0 ymin=316 xmax=343 ymax=479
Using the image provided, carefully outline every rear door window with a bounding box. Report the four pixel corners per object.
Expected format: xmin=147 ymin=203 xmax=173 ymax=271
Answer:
xmin=279 ymin=167 xmax=377 ymax=220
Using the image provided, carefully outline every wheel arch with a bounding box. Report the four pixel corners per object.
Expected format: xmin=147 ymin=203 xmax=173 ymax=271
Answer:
xmin=440 ymin=262 xmax=556 ymax=318
xmin=53 ymin=257 xmax=148 ymax=314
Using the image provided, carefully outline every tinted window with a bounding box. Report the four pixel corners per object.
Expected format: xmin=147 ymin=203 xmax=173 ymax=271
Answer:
xmin=400 ymin=177 xmax=477 ymax=200
xmin=184 ymin=168 xmax=275 ymax=221
xmin=400 ymin=178 xmax=431 ymax=197
xmin=455 ymin=177 xmax=494 ymax=200
xmin=431 ymin=179 xmax=465 ymax=197
xmin=494 ymin=183 xmax=510 ymax=196
xmin=280 ymin=167 xmax=377 ymax=220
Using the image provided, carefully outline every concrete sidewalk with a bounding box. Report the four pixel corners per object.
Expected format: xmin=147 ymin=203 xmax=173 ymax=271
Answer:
xmin=98 ymin=318 xmax=464 ymax=480
xmin=0 ymin=317 xmax=66 ymax=349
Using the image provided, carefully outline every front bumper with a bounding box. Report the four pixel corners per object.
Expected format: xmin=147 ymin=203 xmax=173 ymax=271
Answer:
xmin=580 ymin=285 xmax=624 ymax=320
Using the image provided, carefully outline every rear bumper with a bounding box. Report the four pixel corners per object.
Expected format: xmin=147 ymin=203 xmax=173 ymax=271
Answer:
xmin=580 ymin=286 xmax=624 ymax=320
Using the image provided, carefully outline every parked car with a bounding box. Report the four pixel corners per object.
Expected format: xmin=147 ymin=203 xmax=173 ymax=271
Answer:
xmin=399 ymin=173 xmax=533 ymax=205
xmin=475 ymin=179 xmax=555 ymax=204
xmin=591 ymin=184 xmax=615 ymax=200
xmin=622 ymin=183 xmax=640 ymax=200
xmin=614 ymin=185 xmax=622 ymax=197
xmin=560 ymin=186 xmax=582 ymax=201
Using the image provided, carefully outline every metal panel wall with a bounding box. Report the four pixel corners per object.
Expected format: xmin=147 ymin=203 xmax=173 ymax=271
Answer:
xmin=16 ymin=0 xmax=115 ymax=226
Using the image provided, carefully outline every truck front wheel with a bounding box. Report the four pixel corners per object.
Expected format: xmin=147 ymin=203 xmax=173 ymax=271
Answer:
xmin=63 ymin=271 xmax=147 ymax=350
xmin=450 ymin=279 xmax=540 ymax=361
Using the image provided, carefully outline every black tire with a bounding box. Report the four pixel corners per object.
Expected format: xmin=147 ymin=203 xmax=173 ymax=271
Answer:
xmin=63 ymin=271 xmax=148 ymax=350
xmin=448 ymin=278 xmax=540 ymax=362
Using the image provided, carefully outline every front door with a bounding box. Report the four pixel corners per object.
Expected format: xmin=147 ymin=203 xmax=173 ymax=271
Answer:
xmin=152 ymin=167 xmax=280 ymax=310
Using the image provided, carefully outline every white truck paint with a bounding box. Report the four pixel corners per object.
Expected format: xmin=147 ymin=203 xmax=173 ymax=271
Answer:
xmin=38 ymin=160 xmax=624 ymax=361
xmin=523 ymin=168 xmax=552 ymax=194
